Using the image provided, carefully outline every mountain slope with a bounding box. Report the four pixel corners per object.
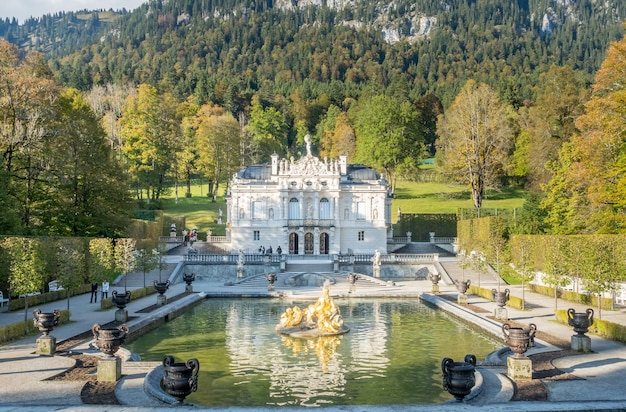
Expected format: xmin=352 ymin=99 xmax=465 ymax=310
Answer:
xmin=2 ymin=0 xmax=625 ymax=108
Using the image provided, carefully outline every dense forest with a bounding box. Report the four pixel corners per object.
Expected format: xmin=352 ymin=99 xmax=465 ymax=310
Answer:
xmin=1 ymin=0 xmax=626 ymax=238
xmin=2 ymin=0 xmax=624 ymax=108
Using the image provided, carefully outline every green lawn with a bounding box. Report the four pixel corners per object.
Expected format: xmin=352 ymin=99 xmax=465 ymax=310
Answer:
xmin=158 ymin=181 xmax=528 ymax=234
xmin=393 ymin=181 xmax=527 ymax=217
xmin=160 ymin=185 xmax=228 ymax=236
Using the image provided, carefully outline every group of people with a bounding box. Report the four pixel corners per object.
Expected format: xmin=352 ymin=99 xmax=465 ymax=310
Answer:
xmin=258 ymin=245 xmax=282 ymax=255
xmin=89 ymin=281 xmax=110 ymax=303
xmin=182 ymin=227 xmax=198 ymax=246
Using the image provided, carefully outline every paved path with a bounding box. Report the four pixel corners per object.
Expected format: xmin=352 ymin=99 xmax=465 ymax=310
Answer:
xmin=1 ymin=253 xmax=625 ymax=411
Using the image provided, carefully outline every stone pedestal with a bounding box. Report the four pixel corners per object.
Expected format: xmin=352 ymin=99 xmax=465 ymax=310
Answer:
xmin=373 ymin=267 xmax=380 ymax=278
xmin=571 ymin=334 xmax=592 ymax=352
xmin=458 ymin=294 xmax=468 ymax=305
xmin=115 ymin=309 xmax=128 ymax=322
xmin=267 ymin=285 xmax=275 ymax=291
xmin=157 ymin=295 xmax=167 ymax=306
xmin=507 ymin=356 xmax=532 ymax=380
xmin=349 ymin=285 xmax=356 ymax=293
xmin=494 ymin=307 xmax=508 ymax=321
xmin=98 ymin=357 xmax=121 ymax=382
xmin=431 ymin=284 xmax=440 ymax=293
xmin=237 ymin=267 xmax=244 ymax=278
xmin=36 ymin=335 xmax=56 ymax=356
xmin=185 ymin=284 xmax=193 ymax=293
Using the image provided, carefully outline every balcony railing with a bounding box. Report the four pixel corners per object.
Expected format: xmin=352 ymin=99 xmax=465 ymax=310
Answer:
xmin=286 ymin=219 xmax=334 ymax=227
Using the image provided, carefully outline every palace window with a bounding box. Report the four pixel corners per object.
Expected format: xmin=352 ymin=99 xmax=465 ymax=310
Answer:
xmin=358 ymin=231 xmax=365 ymax=241
xmin=252 ymin=201 xmax=264 ymax=219
xmin=356 ymin=202 xmax=366 ymax=220
xmin=289 ymin=198 xmax=300 ymax=219
xmin=319 ymin=198 xmax=330 ymax=219
xmin=254 ymin=230 xmax=260 ymax=241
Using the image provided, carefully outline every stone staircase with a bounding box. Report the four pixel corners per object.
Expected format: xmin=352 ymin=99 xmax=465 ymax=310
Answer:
xmin=285 ymin=262 xmax=333 ymax=273
xmin=232 ymin=271 xmax=390 ymax=291
xmin=393 ymin=242 xmax=455 ymax=257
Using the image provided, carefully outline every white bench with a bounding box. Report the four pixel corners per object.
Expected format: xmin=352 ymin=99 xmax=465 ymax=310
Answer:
xmin=0 ymin=291 xmax=9 ymax=307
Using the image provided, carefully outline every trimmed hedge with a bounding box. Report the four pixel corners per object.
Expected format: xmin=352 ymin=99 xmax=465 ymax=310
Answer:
xmin=555 ymin=309 xmax=626 ymax=344
xmin=0 ymin=309 xmax=71 ymax=344
xmin=8 ymin=284 xmax=92 ymax=312
xmin=528 ymin=283 xmax=613 ymax=311
xmin=397 ymin=213 xmax=457 ymax=242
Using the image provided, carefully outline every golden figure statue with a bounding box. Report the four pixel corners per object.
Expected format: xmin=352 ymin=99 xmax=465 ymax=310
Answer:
xmin=276 ymin=281 xmax=349 ymax=337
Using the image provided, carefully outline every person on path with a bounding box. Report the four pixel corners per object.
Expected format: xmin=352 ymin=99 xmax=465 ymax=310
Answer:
xmin=90 ymin=283 xmax=98 ymax=303
xmin=101 ymin=281 xmax=109 ymax=300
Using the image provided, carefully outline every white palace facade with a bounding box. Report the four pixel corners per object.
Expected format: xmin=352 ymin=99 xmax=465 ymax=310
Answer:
xmin=225 ymin=138 xmax=392 ymax=256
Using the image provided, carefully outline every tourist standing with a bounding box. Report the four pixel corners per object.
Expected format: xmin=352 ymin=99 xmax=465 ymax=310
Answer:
xmin=101 ymin=281 xmax=109 ymax=300
xmin=90 ymin=282 xmax=98 ymax=303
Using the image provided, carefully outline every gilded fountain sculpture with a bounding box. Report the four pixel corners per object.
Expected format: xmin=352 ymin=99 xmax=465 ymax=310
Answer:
xmin=276 ymin=281 xmax=349 ymax=337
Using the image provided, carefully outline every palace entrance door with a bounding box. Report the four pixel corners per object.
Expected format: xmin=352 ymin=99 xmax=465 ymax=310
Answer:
xmin=319 ymin=233 xmax=329 ymax=254
xmin=304 ymin=232 xmax=314 ymax=254
xmin=289 ymin=233 xmax=299 ymax=255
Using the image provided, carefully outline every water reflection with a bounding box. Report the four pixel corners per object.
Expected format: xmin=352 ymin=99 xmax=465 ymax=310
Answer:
xmin=126 ymin=298 xmax=499 ymax=406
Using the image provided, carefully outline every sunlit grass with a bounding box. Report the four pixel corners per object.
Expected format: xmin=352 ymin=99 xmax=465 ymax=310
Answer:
xmin=159 ymin=180 xmax=528 ymax=232
xmin=392 ymin=181 xmax=526 ymax=218
xmin=160 ymin=184 xmax=227 ymax=236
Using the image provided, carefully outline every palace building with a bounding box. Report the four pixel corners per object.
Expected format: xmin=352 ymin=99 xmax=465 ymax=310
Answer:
xmin=225 ymin=136 xmax=392 ymax=255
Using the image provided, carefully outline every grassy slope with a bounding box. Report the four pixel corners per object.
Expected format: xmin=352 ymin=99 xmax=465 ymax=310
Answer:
xmin=159 ymin=180 xmax=527 ymax=235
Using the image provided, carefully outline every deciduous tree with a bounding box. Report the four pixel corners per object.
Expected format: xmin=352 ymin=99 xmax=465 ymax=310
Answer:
xmin=436 ymin=80 xmax=514 ymax=209
xmin=352 ymin=94 xmax=425 ymax=193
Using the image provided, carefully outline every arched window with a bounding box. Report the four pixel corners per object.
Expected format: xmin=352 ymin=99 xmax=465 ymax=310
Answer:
xmin=289 ymin=198 xmax=300 ymax=219
xmin=319 ymin=198 xmax=330 ymax=219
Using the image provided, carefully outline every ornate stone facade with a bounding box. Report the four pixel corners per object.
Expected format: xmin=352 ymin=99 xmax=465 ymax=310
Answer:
xmin=225 ymin=139 xmax=392 ymax=255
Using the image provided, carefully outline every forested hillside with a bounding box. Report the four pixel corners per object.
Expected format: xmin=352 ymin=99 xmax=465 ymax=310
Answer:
xmin=3 ymin=0 xmax=624 ymax=109
xmin=1 ymin=0 xmax=626 ymax=238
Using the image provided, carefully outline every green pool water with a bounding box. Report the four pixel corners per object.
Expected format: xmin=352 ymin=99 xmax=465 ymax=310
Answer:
xmin=126 ymin=298 xmax=500 ymax=406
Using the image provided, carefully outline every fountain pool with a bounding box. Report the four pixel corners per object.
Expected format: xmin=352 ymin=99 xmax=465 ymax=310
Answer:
xmin=126 ymin=298 xmax=500 ymax=407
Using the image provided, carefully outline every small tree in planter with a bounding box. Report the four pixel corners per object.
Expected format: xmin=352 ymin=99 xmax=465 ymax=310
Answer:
xmin=134 ymin=248 xmax=159 ymax=288
xmin=542 ymin=236 xmax=571 ymax=311
xmin=511 ymin=235 xmax=537 ymax=311
xmin=114 ymin=238 xmax=136 ymax=292
xmin=2 ymin=237 xmax=45 ymax=330
xmin=55 ymin=238 xmax=86 ymax=315
xmin=580 ymin=236 xmax=622 ymax=320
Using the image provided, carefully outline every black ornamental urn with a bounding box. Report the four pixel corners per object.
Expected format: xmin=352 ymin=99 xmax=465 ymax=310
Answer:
xmin=183 ymin=273 xmax=195 ymax=292
xmin=183 ymin=272 xmax=195 ymax=286
xmin=266 ymin=273 xmax=278 ymax=290
xmin=441 ymin=354 xmax=476 ymax=401
xmin=154 ymin=280 xmax=170 ymax=295
xmin=428 ymin=272 xmax=441 ymax=285
xmin=567 ymin=308 xmax=594 ymax=336
xmin=162 ymin=355 xmax=200 ymax=403
xmin=502 ymin=323 xmax=536 ymax=358
xmin=92 ymin=323 xmax=129 ymax=358
xmin=33 ymin=309 xmax=60 ymax=336
xmin=456 ymin=279 xmax=471 ymax=294
xmin=492 ymin=288 xmax=510 ymax=308
xmin=111 ymin=290 xmax=131 ymax=310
